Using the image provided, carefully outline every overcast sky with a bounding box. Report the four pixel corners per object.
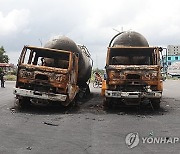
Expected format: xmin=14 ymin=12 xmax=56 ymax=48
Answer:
xmin=1 ymin=0 xmax=180 ymax=68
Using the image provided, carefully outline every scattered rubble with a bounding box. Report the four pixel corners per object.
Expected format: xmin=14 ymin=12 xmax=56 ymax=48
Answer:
xmin=43 ymin=121 xmax=59 ymax=126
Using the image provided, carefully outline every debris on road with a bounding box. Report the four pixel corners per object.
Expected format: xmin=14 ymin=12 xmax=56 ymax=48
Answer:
xmin=26 ymin=146 xmax=32 ymax=150
xmin=43 ymin=121 xmax=59 ymax=126
xmin=98 ymin=118 xmax=104 ymax=121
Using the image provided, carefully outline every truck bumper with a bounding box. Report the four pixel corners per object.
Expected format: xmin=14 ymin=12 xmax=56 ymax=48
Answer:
xmin=13 ymin=88 xmax=67 ymax=102
xmin=105 ymin=90 xmax=162 ymax=99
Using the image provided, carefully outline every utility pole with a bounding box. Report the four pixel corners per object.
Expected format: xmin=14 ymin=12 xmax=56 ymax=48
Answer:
xmin=39 ymin=39 xmax=42 ymax=47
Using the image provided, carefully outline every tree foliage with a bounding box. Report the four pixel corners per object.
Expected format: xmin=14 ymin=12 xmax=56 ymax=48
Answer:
xmin=92 ymin=68 xmax=105 ymax=75
xmin=0 ymin=46 xmax=9 ymax=63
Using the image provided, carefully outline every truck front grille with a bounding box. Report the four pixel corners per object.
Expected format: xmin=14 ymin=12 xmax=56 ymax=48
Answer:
xmin=126 ymin=74 xmax=141 ymax=79
xmin=35 ymin=74 xmax=49 ymax=81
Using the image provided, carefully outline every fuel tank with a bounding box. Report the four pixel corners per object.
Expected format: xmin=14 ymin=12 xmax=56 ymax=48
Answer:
xmin=111 ymin=31 xmax=149 ymax=47
xmin=44 ymin=36 xmax=92 ymax=85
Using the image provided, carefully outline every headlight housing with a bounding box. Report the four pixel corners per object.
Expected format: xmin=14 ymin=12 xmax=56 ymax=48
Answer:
xmin=151 ymin=71 xmax=158 ymax=78
xmin=19 ymin=69 xmax=34 ymax=79
xmin=143 ymin=71 xmax=158 ymax=80
xmin=109 ymin=70 xmax=115 ymax=78
xmin=108 ymin=70 xmax=125 ymax=80
xmin=50 ymin=74 xmax=67 ymax=82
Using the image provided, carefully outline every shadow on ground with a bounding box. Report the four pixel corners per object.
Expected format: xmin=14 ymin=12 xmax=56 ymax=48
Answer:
xmin=11 ymin=92 xmax=170 ymax=117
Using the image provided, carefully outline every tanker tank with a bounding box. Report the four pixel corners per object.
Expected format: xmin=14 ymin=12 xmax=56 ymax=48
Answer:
xmin=109 ymin=31 xmax=149 ymax=47
xmin=44 ymin=36 xmax=92 ymax=86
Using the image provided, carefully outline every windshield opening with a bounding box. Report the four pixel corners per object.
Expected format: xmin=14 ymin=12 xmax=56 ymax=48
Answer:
xmin=109 ymin=48 xmax=155 ymax=65
xmin=21 ymin=47 xmax=70 ymax=69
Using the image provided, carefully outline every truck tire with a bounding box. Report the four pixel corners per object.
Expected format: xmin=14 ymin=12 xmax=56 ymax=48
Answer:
xmin=103 ymin=98 xmax=113 ymax=109
xmin=151 ymin=99 xmax=160 ymax=110
xmin=16 ymin=97 xmax=31 ymax=109
xmin=77 ymin=83 xmax=90 ymax=99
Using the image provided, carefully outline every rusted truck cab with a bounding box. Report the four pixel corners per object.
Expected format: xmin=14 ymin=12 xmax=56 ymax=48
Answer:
xmin=103 ymin=32 xmax=163 ymax=109
xmin=14 ymin=46 xmax=79 ymax=107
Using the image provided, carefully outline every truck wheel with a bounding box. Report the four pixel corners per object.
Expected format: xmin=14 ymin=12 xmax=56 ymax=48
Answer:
xmin=15 ymin=97 xmax=31 ymax=110
xmin=151 ymin=99 xmax=160 ymax=110
xmin=103 ymin=98 xmax=113 ymax=109
xmin=84 ymin=84 xmax=90 ymax=97
xmin=78 ymin=83 xmax=90 ymax=99
xmin=70 ymin=99 xmax=77 ymax=108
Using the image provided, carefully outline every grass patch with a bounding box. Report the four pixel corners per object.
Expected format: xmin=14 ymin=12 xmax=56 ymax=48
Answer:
xmin=4 ymin=75 xmax=17 ymax=81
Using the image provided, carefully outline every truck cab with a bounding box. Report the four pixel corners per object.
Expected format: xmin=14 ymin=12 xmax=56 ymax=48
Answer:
xmin=102 ymin=32 xmax=163 ymax=109
xmin=14 ymin=45 xmax=79 ymax=107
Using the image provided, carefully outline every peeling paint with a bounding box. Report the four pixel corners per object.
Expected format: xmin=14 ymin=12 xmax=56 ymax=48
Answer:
xmin=104 ymin=46 xmax=163 ymax=106
xmin=14 ymin=46 xmax=79 ymax=106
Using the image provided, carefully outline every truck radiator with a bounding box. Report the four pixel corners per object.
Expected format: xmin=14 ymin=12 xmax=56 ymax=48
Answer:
xmin=126 ymin=74 xmax=141 ymax=79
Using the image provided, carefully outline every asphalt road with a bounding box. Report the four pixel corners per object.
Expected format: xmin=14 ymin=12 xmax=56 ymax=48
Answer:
xmin=0 ymin=80 xmax=180 ymax=154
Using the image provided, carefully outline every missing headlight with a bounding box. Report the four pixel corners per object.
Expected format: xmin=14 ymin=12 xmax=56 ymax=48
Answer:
xmin=19 ymin=69 xmax=34 ymax=79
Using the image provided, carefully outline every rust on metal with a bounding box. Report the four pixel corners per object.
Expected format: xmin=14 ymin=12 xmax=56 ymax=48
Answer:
xmin=106 ymin=46 xmax=163 ymax=90
xmin=14 ymin=45 xmax=79 ymax=106
xmin=103 ymin=39 xmax=163 ymax=108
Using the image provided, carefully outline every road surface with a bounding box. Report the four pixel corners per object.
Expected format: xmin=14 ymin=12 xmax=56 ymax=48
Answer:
xmin=0 ymin=80 xmax=180 ymax=154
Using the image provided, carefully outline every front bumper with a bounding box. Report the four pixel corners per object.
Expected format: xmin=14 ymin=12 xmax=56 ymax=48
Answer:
xmin=105 ymin=90 xmax=162 ymax=99
xmin=13 ymin=88 xmax=67 ymax=102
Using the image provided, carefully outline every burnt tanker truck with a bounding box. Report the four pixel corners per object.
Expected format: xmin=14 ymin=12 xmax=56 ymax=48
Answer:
xmin=102 ymin=31 xmax=163 ymax=109
xmin=14 ymin=36 xmax=92 ymax=107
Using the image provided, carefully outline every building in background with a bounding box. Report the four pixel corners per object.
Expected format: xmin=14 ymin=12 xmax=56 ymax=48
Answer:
xmin=167 ymin=45 xmax=180 ymax=66
xmin=0 ymin=63 xmax=15 ymax=72
xmin=167 ymin=61 xmax=180 ymax=77
xmin=164 ymin=45 xmax=180 ymax=77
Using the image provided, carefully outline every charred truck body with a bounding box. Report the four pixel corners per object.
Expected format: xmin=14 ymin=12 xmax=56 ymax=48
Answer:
xmin=102 ymin=31 xmax=163 ymax=109
xmin=14 ymin=36 xmax=92 ymax=107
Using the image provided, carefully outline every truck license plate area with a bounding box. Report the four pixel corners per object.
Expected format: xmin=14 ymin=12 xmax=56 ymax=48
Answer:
xmin=106 ymin=91 xmax=140 ymax=98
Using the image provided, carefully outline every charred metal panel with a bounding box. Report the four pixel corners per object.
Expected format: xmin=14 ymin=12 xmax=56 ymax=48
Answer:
xmin=107 ymin=65 xmax=161 ymax=91
xmin=15 ymin=45 xmax=79 ymax=106
xmin=106 ymin=47 xmax=161 ymax=91
xmin=104 ymin=31 xmax=163 ymax=108
xmin=126 ymin=74 xmax=141 ymax=80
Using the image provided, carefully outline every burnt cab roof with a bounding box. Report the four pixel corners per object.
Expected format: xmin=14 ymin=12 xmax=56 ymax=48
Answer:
xmin=24 ymin=45 xmax=72 ymax=54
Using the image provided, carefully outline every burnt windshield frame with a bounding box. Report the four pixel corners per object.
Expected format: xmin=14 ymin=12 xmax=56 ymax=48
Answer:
xmin=109 ymin=47 xmax=155 ymax=65
xmin=22 ymin=47 xmax=70 ymax=69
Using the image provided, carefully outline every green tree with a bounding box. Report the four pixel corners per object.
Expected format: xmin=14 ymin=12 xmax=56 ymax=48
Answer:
xmin=92 ymin=68 xmax=104 ymax=75
xmin=0 ymin=46 xmax=9 ymax=63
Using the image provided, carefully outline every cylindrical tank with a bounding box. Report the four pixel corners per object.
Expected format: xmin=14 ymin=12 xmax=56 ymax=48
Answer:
xmin=110 ymin=31 xmax=149 ymax=47
xmin=44 ymin=36 xmax=92 ymax=85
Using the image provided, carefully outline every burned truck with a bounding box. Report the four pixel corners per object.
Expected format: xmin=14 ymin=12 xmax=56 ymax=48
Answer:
xmin=102 ymin=31 xmax=163 ymax=109
xmin=14 ymin=36 xmax=92 ymax=107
